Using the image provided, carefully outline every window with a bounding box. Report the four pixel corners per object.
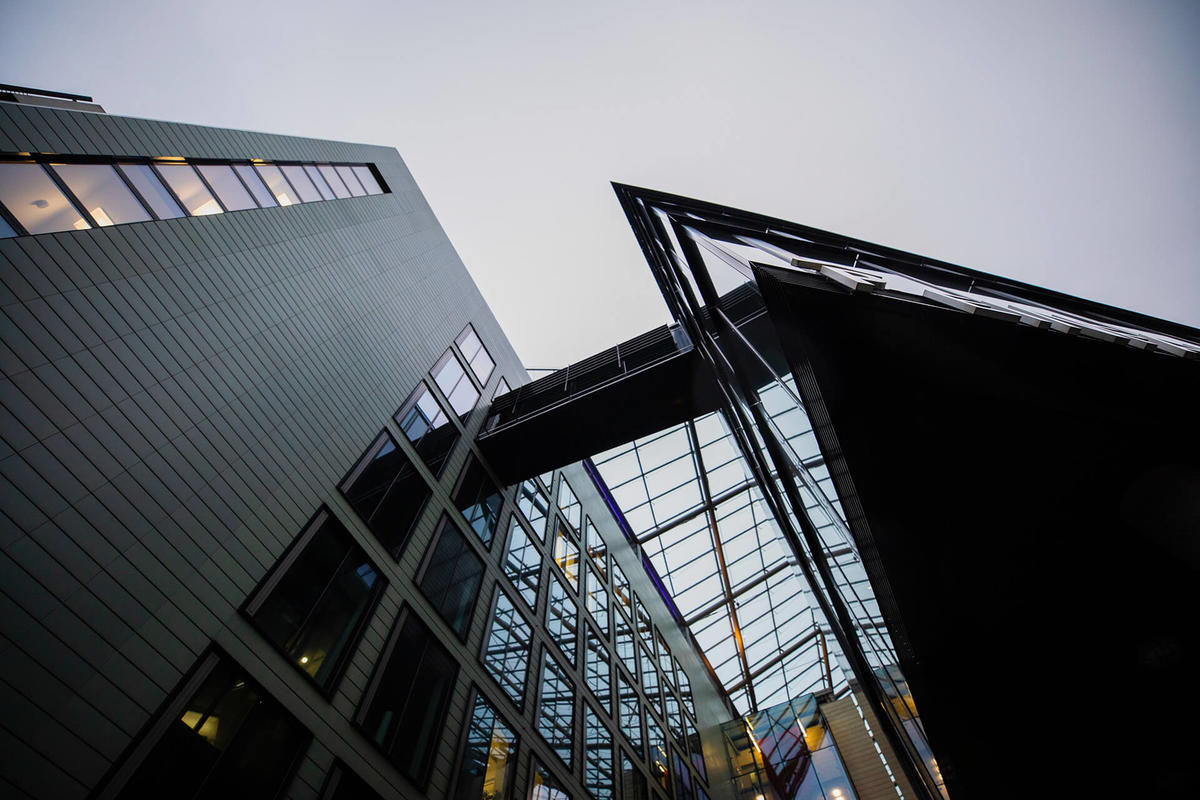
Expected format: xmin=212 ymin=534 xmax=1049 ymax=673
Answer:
xmin=434 ymin=349 xmax=481 ymax=419
xmin=671 ymin=750 xmax=694 ymax=800
xmin=545 ymin=574 xmax=578 ymax=664
xmin=640 ymin=647 xmax=660 ymax=716
xmin=50 ymin=163 xmax=150 ymax=225
xmin=516 ymin=479 xmax=549 ymax=536
xmin=584 ymin=705 xmax=615 ymax=800
xmin=529 ymin=759 xmax=569 ymax=800
xmin=118 ymin=163 xmax=185 ymax=219
xmin=664 ymin=691 xmax=683 ymax=742
xmin=196 ymin=164 xmax=256 ymax=210
xmin=687 ymin=723 xmax=707 ymax=783
xmin=233 ymin=164 xmax=277 ymax=208
xmin=537 ymin=653 xmax=575 ymax=769
xmin=157 ymin=163 xmax=222 ymax=215
xmin=613 ymin=563 xmax=631 ymax=616
xmin=280 ymin=164 xmax=322 ymax=202
xmin=585 ymin=517 xmax=607 ymax=577
xmin=584 ymin=625 xmax=611 ymax=711
xmin=0 ymin=162 xmax=89 ymax=233
xmin=585 ymin=565 xmax=609 ymax=637
xmin=620 ymin=754 xmax=648 ymax=800
xmin=341 ymin=430 xmax=431 ymax=559
xmin=318 ymin=164 xmax=353 ymax=199
xmin=418 ymin=515 xmax=484 ymax=639
xmin=454 ymin=457 xmax=504 ymax=547
xmin=454 ymin=690 xmax=517 ymax=800
xmin=558 ymin=479 xmax=582 ymax=531
xmin=635 ymin=596 xmax=653 ymax=651
xmin=494 ymin=377 xmax=511 ymax=400
xmin=396 ymin=380 xmax=460 ymax=477
xmin=244 ymin=509 xmax=385 ymax=693
xmin=553 ymin=520 xmax=580 ymax=590
xmin=456 ymin=323 xmax=496 ymax=385
xmin=482 ymin=588 xmax=531 ymax=706
xmin=615 ymin=612 xmax=636 ymax=676
xmin=336 ymin=165 xmax=366 ymax=196
xmin=320 ymin=761 xmax=383 ymax=800
xmin=0 ymin=212 xmax=14 ymax=238
xmin=676 ymin=659 xmax=695 ymax=721
xmin=255 ymin=164 xmax=299 ymax=206
xmin=304 ymin=164 xmax=337 ymax=200
xmin=502 ymin=517 xmax=541 ymax=609
xmin=353 ymin=165 xmax=384 ymax=194
xmin=656 ymin=633 xmax=675 ymax=687
xmin=96 ymin=650 xmax=310 ymax=800
xmin=647 ymin=718 xmax=671 ymax=794
xmin=357 ymin=611 xmax=457 ymax=788
xmin=617 ymin=672 xmax=643 ymax=756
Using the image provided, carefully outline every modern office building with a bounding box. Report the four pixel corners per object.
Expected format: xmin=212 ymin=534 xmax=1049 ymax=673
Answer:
xmin=2 ymin=86 xmax=1198 ymax=800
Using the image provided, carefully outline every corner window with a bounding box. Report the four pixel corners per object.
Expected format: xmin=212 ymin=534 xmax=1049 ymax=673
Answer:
xmin=50 ymin=163 xmax=151 ymax=225
xmin=433 ymin=349 xmax=481 ymax=420
xmin=502 ymin=517 xmax=541 ymax=610
xmin=456 ymin=324 xmax=496 ymax=386
xmin=156 ymin=163 xmax=222 ymax=215
xmin=0 ymin=162 xmax=90 ymax=233
xmin=396 ymin=380 xmax=460 ymax=478
xmin=244 ymin=509 xmax=385 ymax=693
xmin=356 ymin=610 xmax=457 ymax=789
xmin=454 ymin=690 xmax=517 ymax=800
xmin=453 ymin=457 xmax=504 ymax=547
xmin=340 ymin=431 xmax=431 ymax=559
xmin=482 ymin=588 xmax=531 ymax=706
xmin=537 ymin=654 xmax=575 ymax=769
xmin=418 ymin=515 xmax=485 ymax=639
xmin=97 ymin=650 xmax=310 ymax=800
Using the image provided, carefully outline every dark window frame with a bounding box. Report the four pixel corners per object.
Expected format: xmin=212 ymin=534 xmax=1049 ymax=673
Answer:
xmin=449 ymin=684 xmax=521 ymax=800
xmin=451 ymin=454 xmax=507 ymax=549
xmin=240 ymin=505 xmax=387 ymax=698
xmin=394 ymin=378 xmax=461 ymax=480
xmin=479 ymin=583 xmax=534 ymax=712
xmin=338 ymin=428 xmax=432 ymax=561
xmin=431 ymin=346 xmax=482 ymax=421
xmin=416 ymin=513 xmax=486 ymax=642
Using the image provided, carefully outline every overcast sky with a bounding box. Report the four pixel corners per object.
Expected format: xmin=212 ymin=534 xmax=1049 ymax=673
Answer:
xmin=4 ymin=0 xmax=1198 ymax=368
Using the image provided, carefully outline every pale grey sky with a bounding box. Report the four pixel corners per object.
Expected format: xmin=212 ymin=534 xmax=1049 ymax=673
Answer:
xmin=4 ymin=0 xmax=1198 ymax=368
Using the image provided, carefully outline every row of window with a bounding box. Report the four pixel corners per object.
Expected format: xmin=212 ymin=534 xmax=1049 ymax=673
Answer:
xmin=0 ymin=154 xmax=386 ymax=237
xmin=97 ymin=320 xmax=708 ymax=799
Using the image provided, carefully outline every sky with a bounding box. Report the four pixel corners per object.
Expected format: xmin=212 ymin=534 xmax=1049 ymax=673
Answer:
xmin=4 ymin=0 xmax=1198 ymax=368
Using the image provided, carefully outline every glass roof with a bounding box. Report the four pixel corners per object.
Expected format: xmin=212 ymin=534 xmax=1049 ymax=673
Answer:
xmin=592 ymin=374 xmax=893 ymax=713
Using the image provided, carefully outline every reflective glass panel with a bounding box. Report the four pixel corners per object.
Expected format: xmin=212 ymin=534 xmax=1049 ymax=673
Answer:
xmin=640 ymin=647 xmax=660 ymax=715
xmin=456 ymin=324 xmax=495 ymax=385
xmin=396 ymin=380 xmax=459 ymax=477
xmin=558 ymin=479 xmax=582 ymax=531
xmin=657 ymin=633 xmax=674 ymax=685
xmin=635 ymin=596 xmax=653 ymax=651
xmin=0 ymin=162 xmax=90 ymax=233
xmin=111 ymin=653 xmax=309 ymax=800
xmin=687 ymin=722 xmax=706 ymax=782
xmin=494 ymin=377 xmax=511 ymax=400
xmin=353 ymin=165 xmax=383 ymax=194
xmin=516 ymin=480 xmax=549 ymax=537
xmin=196 ymin=164 xmax=256 ymax=210
xmin=157 ymin=164 xmax=222 ymax=215
xmin=584 ymin=625 xmax=611 ymax=711
xmin=357 ymin=612 xmax=457 ymax=788
xmin=454 ymin=691 xmax=517 ymax=800
xmin=0 ymin=213 xmax=14 ymax=238
xmin=613 ymin=563 xmax=631 ymax=616
xmin=621 ymin=754 xmax=648 ymax=800
xmin=553 ymin=521 xmax=580 ymax=590
xmin=454 ymin=458 xmax=503 ymax=548
xmin=482 ymin=589 xmax=531 ymax=706
xmin=647 ymin=717 xmax=670 ymax=794
xmin=545 ymin=574 xmax=578 ymax=664
xmin=232 ymin=164 xmax=276 ymax=207
xmin=502 ymin=518 xmax=541 ymax=609
xmin=677 ymin=658 xmax=696 ymax=720
xmin=585 ymin=517 xmax=607 ymax=578
xmin=50 ymin=163 xmax=150 ymax=225
xmin=118 ymin=163 xmax=185 ymax=219
xmin=318 ymin=164 xmax=352 ymax=198
xmin=537 ymin=654 xmax=574 ymax=769
xmin=615 ymin=610 xmax=636 ymax=676
xmin=336 ymin=165 xmax=366 ymax=196
xmin=305 ymin=164 xmax=336 ymax=200
xmin=341 ymin=431 xmax=431 ymax=559
xmin=434 ymin=349 xmax=481 ymax=419
xmin=584 ymin=706 xmax=615 ymax=800
xmin=419 ymin=516 xmax=484 ymax=638
xmin=280 ymin=164 xmax=322 ymax=202
xmin=529 ymin=760 xmax=569 ymax=800
xmin=672 ymin=750 xmax=694 ymax=800
xmin=617 ymin=673 xmax=643 ymax=756
xmin=255 ymin=164 xmax=299 ymax=206
xmin=247 ymin=511 xmax=383 ymax=691
xmin=585 ymin=566 xmax=609 ymax=637
xmin=664 ymin=691 xmax=683 ymax=741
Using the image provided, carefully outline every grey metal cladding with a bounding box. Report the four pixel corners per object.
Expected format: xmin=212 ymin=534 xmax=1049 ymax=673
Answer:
xmin=1 ymin=103 xmax=525 ymax=800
